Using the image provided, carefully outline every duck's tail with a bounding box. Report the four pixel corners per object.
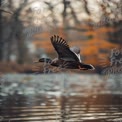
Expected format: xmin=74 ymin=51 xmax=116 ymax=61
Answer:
xmin=38 ymin=58 xmax=52 ymax=63
xmin=79 ymin=63 xmax=95 ymax=70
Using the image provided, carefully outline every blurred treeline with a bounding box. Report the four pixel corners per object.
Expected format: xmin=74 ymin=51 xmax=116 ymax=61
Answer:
xmin=0 ymin=0 xmax=122 ymax=73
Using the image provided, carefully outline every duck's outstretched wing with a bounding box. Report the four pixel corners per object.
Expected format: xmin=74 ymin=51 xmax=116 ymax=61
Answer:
xmin=70 ymin=46 xmax=82 ymax=62
xmin=50 ymin=35 xmax=80 ymax=62
xmin=70 ymin=46 xmax=80 ymax=54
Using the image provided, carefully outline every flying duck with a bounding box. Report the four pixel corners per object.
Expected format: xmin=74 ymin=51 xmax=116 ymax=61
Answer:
xmin=37 ymin=35 xmax=95 ymax=70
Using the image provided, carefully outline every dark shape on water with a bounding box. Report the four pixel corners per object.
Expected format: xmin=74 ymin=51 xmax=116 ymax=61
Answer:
xmin=37 ymin=35 xmax=95 ymax=70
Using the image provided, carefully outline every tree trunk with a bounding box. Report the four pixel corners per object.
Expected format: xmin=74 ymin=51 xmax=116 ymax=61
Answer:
xmin=0 ymin=0 xmax=3 ymax=61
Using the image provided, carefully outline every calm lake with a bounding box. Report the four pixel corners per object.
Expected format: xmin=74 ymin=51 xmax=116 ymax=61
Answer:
xmin=0 ymin=74 xmax=122 ymax=122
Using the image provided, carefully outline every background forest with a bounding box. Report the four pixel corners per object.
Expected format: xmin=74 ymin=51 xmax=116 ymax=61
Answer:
xmin=0 ymin=0 xmax=122 ymax=73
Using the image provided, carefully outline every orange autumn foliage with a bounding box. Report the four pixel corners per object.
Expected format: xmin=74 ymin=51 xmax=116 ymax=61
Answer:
xmin=33 ymin=27 xmax=119 ymax=66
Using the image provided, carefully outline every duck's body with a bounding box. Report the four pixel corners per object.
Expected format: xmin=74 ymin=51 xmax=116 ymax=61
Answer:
xmin=38 ymin=35 xmax=95 ymax=70
xmin=39 ymin=58 xmax=93 ymax=70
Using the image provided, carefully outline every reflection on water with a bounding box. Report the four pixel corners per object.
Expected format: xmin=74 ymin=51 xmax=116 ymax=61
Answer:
xmin=0 ymin=94 xmax=122 ymax=122
xmin=0 ymin=74 xmax=122 ymax=122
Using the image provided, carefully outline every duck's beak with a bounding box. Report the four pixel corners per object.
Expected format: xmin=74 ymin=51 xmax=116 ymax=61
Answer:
xmin=33 ymin=60 xmax=39 ymax=63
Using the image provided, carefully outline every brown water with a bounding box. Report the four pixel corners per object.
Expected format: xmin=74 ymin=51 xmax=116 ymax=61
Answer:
xmin=0 ymin=94 xmax=122 ymax=122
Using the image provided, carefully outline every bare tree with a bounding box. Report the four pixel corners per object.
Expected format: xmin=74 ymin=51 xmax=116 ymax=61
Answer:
xmin=0 ymin=0 xmax=3 ymax=61
xmin=1 ymin=0 xmax=32 ymax=63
